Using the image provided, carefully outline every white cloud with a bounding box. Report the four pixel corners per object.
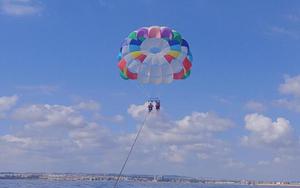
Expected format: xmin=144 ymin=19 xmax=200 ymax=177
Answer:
xmin=0 ymin=95 xmax=18 ymax=118
xmin=176 ymin=112 xmax=234 ymax=133
xmin=74 ymin=100 xmax=100 ymax=111
xmin=273 ymin=157 xmax=281 ymax=163
xmin=0 ymin=95 xmax=18 ymax=112
xmin=1 ymin=94 xmax=299 ymax=177
xmin=257 ymin=160 xmax=270 ymax=166
xmin=13 ymin=104 xmax=85 ymax=128
xmin=257 ymin=153 xmax=296 ymax=167
xmin=279 ymin=75 xmax=300 ymax=97
xmin=242 ymin=113 xmax=292 ymax=147
xmin=0 ymin=0 xmax=42 ymax=16
xmin=276 ymin=75 xmax=300 ymax=113
xmin=111 ymin=114 xmax=124 ymax=123
xmin=69 ymin=122 xmax=113 ymax=149
xmin=124 ymin=104 xmax=234 ymax=164
xmin=0 ymin=134 xmax=31 ymax=146
xmin=0 ymin=101 xmax=118 ymax=172
xmin=4 ymin=101 xmax=298 ymax=177
xmin=224 ymin=158 xmax=245 ymax=168
xmin=275 ymin=98 xmax=300 ymax=113
xmin=245 ymin=101 xmax=266 ymax=112
xmin=127 ymin=103 xmax=148 ymax=120
xmin=163 ymin=145 xmax=185 ymax=163
xmin=94 ymin=113 xmax=124 ymax=124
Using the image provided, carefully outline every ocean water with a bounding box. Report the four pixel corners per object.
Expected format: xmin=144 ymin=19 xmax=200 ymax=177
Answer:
xmin=0 ymin=180 xmax=291 ymax=188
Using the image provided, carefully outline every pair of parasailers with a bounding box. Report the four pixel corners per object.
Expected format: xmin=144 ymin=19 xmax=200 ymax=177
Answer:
xmin=148 ymin=100 xmax=160 ymax=112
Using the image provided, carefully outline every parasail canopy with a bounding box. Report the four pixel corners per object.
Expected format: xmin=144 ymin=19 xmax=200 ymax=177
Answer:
xmin=118 ymin=26 xmax=192 ymax=84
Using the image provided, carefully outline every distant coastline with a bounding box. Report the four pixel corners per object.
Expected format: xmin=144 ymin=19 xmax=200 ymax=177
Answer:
xmin=256 ymin=184 xmax=300 ymax=187
xmin=1 ymin=172 xmax=300 ymax=187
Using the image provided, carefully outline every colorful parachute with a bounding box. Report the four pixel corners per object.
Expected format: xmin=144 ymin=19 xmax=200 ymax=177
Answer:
xmin=118 ymin=26 xmax=192 ymax=84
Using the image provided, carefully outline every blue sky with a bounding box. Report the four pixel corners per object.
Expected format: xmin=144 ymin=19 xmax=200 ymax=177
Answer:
xmin=1 ymin=0 xmax=300 ymax=181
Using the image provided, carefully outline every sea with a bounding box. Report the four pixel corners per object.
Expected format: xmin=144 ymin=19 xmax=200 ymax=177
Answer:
xmin=0 ymin=180 xmax=292 ymax=188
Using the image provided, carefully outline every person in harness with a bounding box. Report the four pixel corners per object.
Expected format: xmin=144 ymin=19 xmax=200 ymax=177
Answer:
xmin=148 ymin=102 xmax=154 ymax=112
xmin=155 ymin=100 xmax=160 ymax=111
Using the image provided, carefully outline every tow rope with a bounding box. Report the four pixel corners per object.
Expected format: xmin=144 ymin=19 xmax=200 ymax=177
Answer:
xmin=113 ymin=112 xmax=150 ymax=188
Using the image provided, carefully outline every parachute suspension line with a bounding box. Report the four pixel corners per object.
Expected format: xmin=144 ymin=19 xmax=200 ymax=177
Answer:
xmin=113 ymin=111 xmax=150 ymax=188
xmin=154 ymin=84 xmax=162 ymax=101
xmin=138 ymin=82 xmax=151 ymax=100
